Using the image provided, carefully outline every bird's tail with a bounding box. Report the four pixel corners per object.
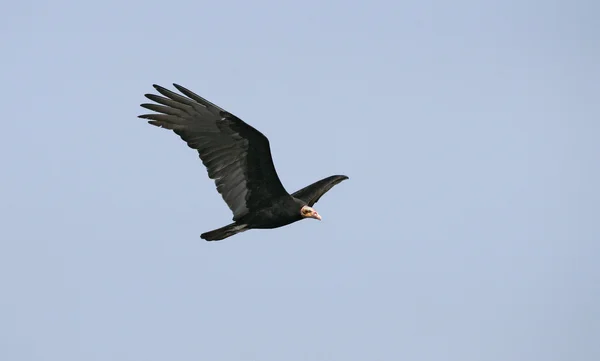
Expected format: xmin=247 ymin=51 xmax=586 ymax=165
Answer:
xmin=201 ymin=222 xmax=249 ymax=241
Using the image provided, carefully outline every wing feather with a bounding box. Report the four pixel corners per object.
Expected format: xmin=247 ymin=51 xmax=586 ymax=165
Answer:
xmin=140 ymin=103 xmax=187 ymax=116
xmin=139 ymin=84 xmax=290 ymax=220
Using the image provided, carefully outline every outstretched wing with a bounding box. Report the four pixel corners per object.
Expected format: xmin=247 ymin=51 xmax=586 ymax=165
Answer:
xmin=139 ymin=84 xmax=289 ymax=221
xmin=291 ymin=175 xmax=349 ymax=206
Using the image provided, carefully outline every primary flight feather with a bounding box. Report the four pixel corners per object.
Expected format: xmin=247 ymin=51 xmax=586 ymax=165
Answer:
xmin=139 ymin=84 xmax=348 ymax=241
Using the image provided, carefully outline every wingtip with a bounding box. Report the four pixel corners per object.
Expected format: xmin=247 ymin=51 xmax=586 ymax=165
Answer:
xmin=152 ymin=84 xmax=167 ymax=92
xmin=147 ymin=120 xmax=163 ymax=127
xmin=172 ymin=83 xmax=189 ymax=94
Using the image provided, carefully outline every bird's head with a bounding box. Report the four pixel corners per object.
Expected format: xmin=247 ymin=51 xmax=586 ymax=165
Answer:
xmin=301 ymin=205 xmax=322 ymax=221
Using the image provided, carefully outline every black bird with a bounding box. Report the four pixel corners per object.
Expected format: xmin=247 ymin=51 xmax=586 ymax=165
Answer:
xmin=138 ymin=84 xmax=349 ymax=241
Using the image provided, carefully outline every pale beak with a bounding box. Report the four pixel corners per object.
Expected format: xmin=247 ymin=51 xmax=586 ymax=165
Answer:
xmin=313 ymin=212 xmax=322 ymax=221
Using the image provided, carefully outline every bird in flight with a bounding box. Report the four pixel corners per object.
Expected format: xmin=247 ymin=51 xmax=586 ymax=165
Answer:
xmin=138 ymin=84 xmax=348 ymax=241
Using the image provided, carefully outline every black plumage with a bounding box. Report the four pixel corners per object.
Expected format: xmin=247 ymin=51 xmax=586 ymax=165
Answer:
xmin=139 ymin=84 xmax=348 ymax=241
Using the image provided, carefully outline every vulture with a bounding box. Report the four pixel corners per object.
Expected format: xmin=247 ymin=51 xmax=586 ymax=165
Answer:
xmin=138 ymin=84 xmax=349 ymax=241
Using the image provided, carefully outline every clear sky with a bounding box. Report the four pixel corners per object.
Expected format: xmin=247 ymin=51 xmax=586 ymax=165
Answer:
xmin=2 ymin=1 xmax=599 ymax=360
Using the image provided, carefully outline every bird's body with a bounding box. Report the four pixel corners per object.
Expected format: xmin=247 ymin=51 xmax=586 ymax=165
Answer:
xmin=138 ymin=84 xmax=348 ymax=241
xmin=237 ymin=196 xmax=304 ymax=229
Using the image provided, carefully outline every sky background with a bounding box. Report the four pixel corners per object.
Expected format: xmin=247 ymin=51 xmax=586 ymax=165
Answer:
xmin=1 ymin=0 xmax=599 ymax=360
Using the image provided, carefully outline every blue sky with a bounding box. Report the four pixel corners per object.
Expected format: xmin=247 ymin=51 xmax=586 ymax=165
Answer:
xmin=2 ymin=1 xmax=599 ymax=360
